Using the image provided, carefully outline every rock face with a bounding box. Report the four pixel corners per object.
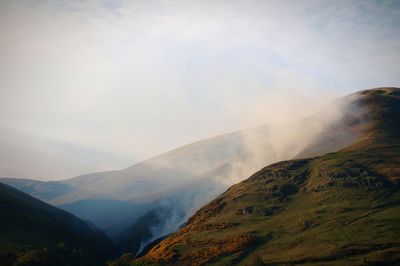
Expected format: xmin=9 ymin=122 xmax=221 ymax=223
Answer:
xmin=131 ymin=88 xmax=400 ymax=266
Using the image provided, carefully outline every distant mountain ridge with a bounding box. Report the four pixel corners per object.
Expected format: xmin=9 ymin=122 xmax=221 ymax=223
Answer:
xmin=0 ymin=129 xmax=130 ymax=179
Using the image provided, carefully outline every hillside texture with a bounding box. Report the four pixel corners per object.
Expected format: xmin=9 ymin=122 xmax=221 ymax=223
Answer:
xmin=130 ymin=88 xmax=400 ymax=266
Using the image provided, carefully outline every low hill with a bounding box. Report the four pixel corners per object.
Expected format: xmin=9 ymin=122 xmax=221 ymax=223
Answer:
xmin=0 ymin=182 xmax=115 ymax=266
xmin=133 ymin=87 xmax=400 ymax=265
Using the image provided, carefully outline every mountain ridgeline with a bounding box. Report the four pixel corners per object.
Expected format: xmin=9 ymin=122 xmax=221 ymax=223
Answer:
xmin=124 ymin=87 xmax=400 ymax=265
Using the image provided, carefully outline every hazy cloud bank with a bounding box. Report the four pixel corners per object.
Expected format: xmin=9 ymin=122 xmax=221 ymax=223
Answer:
xmin=0 ymin=0 xmax=399 ymax=179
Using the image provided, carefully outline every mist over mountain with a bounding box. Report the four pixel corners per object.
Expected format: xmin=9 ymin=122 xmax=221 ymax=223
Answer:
xmin=1 ymin=87 xmax=399 ymax=265
xmin=1 ymin=87 xmax=376 ymax=256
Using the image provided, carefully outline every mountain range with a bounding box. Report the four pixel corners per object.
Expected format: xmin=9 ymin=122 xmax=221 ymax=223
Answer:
xmin=1 ymin=87 xmax=399 ymax=265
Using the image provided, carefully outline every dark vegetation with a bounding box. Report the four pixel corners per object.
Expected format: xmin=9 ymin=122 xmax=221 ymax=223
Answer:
xmin=0 ymin=183 xmax=115 ymax=265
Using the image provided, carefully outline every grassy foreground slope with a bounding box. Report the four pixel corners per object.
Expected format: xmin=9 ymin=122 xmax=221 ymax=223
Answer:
xmin=0 ymin=183 xmax=114 ymax=266
xmin=134 ymin=87 xmax=400 ymax=266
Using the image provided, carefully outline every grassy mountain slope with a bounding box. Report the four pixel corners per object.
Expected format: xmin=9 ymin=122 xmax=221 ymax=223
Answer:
xmin=133 ymin=87 xmax=400 ymax=265
xmin=0 ymin=183 xmax=115 ymax=266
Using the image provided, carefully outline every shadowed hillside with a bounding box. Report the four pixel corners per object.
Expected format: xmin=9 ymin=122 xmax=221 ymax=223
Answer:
xmin=128 ymin=87 xmax=400 ymax=265
xmin=0 ymin=183 xmax=115 ymax=266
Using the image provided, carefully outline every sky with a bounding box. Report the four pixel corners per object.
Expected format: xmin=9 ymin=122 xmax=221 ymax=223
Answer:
xmin=0 ymin=0 xmax=399 ymax=178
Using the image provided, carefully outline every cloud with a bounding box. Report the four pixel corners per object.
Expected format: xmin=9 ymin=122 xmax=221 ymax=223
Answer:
xmin=0 ymin=0 xmax=399 ymax=178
